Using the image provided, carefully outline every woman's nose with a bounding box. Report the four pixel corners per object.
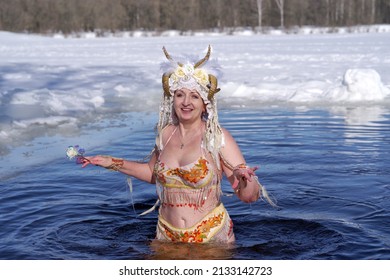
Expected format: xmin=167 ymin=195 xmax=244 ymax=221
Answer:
xmin=182 ymin=94 xmax=190 ymax=105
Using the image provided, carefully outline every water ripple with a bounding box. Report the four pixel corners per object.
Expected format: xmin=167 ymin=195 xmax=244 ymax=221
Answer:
xmin=1 ymin=108 xmax=390 ymax=259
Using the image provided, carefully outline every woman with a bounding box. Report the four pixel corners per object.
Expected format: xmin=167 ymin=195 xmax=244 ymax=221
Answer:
xmin=82 ymin=46 xmax=274 ymax=243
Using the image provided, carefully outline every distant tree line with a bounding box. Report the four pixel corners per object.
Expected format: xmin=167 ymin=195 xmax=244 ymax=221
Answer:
xmin=0 ymin=0 xmax=389 ymax=34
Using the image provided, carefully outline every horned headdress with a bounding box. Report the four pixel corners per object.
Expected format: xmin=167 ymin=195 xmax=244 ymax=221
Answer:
xmin=157 ymin=45 xmax=225 ymax=169
xmin=161 ymin=45 xmax=220 ymax=100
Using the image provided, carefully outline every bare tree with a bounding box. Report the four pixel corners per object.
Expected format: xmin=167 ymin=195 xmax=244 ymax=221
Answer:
xmin=274 ymin=0 xmax=284 ymax=28
xmin=371 ymin=0 xmax=376 ymax=23
xmin=338 ymin=0 xmax=345 ymax=24
xmin=256 ymin=0 xmax=264 ymax=28
xmin=325 ymin=0 xmax=330 ymax=25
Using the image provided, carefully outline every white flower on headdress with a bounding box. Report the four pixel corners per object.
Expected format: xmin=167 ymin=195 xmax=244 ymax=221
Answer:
xmin=171 ymin=63 xmax=209 ymax=88
xmin=193 ymin=68 xmax=209 ymax=86
xmin=174 ymin=64 xmax=193 ymax=78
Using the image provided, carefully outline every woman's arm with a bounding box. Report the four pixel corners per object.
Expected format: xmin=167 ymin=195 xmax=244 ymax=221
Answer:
xmin=219 ymin=127 xmax=261 ymax=203
xmin=82 ymin=151 xmax=157 ymax=184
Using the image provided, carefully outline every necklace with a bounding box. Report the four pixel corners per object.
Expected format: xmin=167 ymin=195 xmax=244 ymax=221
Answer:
xmin=178 ymin=132 xmax=192 ymax=149
xmin=177 ymin=125 xmax=202 ymax=149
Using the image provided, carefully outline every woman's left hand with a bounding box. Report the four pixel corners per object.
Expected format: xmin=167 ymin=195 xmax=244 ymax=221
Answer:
xmin=232 ymin=165 xmax=258 ymax=189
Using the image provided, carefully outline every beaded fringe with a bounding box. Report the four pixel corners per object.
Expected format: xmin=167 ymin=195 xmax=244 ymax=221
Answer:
xmin=157 ymin=183 xmax=218 ymax=211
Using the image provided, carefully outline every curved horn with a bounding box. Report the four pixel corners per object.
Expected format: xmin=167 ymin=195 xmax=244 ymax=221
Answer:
xmin=162 ymin=46 xmax=183 ymax=66
xmin=162 ymin=72 xmax=173 ymax=97
xmin=194 ymin=45 xmax=211 ymax=69
xmin=207 ymin=74 xmax=220 ymax=100
xmin=162 ymin=46 xmax=174 ymax=62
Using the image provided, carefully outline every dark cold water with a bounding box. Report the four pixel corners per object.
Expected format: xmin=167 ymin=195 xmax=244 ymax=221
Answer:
xmin=1 ymin=108 xmax=390 ymax=260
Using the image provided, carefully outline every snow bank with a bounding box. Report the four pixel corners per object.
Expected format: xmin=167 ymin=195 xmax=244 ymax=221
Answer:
xmin=223 ymin=68 xmax=389 ymax=106
xmin=325 ymin=69 xmax=389 ymax=102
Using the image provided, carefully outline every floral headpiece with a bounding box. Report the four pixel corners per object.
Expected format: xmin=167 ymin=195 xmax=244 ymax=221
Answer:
xmin=157 ymin=45 xmax=225 ymax=170
xmin=161 ymin=45 xmax=220 ymax=101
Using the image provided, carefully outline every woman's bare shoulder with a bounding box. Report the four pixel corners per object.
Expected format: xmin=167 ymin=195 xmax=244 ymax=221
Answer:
xmin=220 ymin=126 xmax=243 ymax=159
xmin=221 ymin=126 xmax=236 ymax=143
xmin=161 ymin=124 xmax=176 ymax=142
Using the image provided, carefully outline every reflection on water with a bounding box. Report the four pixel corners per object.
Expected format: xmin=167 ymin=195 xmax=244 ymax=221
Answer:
xmin=332 ymin=106 xmax=387 ymax=126
xmin=327 ymin=106 xmax=389 ymax=154
xmin=148 ymin=240 xmax=235 ymax=260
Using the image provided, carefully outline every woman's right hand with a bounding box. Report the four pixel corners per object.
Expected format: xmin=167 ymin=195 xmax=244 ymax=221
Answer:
xmin=81 ymin=155 xmax=113 ymax=169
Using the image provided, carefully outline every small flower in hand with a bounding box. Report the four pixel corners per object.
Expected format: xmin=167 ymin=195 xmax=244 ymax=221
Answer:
xmin=66 ymin=145 xmax=90 ymax=164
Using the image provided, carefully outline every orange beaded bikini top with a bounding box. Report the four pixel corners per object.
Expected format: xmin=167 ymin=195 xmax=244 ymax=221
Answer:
xmin=154 ymin=156 xmax=214 ymax=189
xmin=154 ymin=125 xmax=216 ymax=188
xmin=153 ymin=126 xmax=220 ymax=209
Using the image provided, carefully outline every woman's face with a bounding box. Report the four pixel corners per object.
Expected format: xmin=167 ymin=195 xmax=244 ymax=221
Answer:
xmin=173 ymin=88 xmax=205 ymax=123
